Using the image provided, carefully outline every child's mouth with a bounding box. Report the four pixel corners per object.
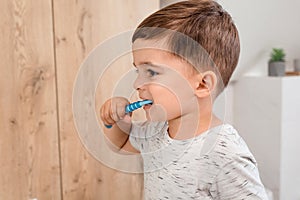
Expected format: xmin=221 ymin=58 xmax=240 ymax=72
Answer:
xmin=143 ymin=104 xmax=152 ymax=110
xmin=142 ymin=100 xmax=153 ymax=110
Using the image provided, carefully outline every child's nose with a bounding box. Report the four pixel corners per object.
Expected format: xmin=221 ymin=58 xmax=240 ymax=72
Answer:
xmin=133 ymin=75 xmax=147 ymax=90
xmin=133 ymin=75 xmax=144 ymax=90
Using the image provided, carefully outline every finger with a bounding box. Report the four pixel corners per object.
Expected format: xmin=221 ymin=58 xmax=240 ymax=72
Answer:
xmin=100 ymin=105 xmax=107 ymax=121
xmin=111 ymin=102 xmax=120 ymax=122
xmin=116 ymin=102 xmax=126 ymax=119
xmin=103 ymin=102 xmax=115 ymax=124
xmin=122 ymin=114 xmax=132 ymax=124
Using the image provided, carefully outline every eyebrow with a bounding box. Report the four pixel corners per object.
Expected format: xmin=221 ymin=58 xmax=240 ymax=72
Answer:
xmin=132 ymin=62 xmax=163 ymax=68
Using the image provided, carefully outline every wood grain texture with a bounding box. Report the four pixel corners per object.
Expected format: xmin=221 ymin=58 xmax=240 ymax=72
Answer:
xmin=52 ymin=0 xmax=159 ymax=199
xmin=0 ymin=0 xmax=61 ymax=199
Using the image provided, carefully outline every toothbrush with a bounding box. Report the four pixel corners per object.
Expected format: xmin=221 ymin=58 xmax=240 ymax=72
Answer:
xmin=105 ymin=99 xmax=153 ymax=128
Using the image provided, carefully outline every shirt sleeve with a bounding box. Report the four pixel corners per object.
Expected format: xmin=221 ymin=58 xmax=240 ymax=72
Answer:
xmin=210 ymin=154 xmax=269 ymax=200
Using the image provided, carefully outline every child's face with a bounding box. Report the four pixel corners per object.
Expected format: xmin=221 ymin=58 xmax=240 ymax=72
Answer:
xmin=132 ymin=39 xmax=200 ymax=122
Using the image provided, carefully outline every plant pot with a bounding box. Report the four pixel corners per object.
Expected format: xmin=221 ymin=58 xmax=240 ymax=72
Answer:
xmin=268 ymin=61 xmax=285 ymax=76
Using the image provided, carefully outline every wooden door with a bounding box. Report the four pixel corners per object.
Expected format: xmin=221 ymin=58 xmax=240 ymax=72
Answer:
xmin=0 ymin=0 xmax=61 ymax=199
xmin=0 ymin=0 xmax=159 ymax=199
xmin=53 ymin=0 xmax=159 ymax=199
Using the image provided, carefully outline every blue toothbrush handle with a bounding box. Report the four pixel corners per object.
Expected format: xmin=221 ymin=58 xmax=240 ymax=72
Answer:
xmin=104 ymin=100 xmax=152 ymax=128
xmin=125 ymin=100 xmax=153 ymax=113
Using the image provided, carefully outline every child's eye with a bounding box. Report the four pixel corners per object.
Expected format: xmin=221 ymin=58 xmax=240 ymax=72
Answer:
xmin=146 ymin=69 xmax=159 ymax=77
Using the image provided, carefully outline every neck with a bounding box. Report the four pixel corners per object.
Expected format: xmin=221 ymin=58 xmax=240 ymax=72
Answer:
xmin=167 ymin=102 xmax=222 ymax=140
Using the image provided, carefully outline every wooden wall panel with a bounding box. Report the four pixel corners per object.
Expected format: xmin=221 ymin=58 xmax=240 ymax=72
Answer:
xmin=0 ymin=0 xmax=61 ymax=199
xmin=52 ymin=0 xmax=159 ymax=199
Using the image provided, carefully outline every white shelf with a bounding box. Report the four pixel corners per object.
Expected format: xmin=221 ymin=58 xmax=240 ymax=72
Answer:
xmin=233 ymin=76 xmax=300 ymax=200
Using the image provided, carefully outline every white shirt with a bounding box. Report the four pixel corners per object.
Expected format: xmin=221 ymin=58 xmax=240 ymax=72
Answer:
xmin=129 ymin=121 xmax=268 ymax=200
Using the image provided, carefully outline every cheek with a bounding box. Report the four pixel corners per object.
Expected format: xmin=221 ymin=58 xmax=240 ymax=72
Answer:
xmin=148 ymin=85 xmax=181 ymax=119
xmin=150 ymin=85 xmax=178 ymax=105
xmin=150 ymin=80 xmax=194 ymax=106
xmin=148 ymin=80 xmax=197 ymax=119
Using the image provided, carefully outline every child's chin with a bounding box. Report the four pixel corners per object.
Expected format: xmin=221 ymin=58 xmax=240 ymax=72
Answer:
xmin=145 ymin=105 xmax=167 ymax=122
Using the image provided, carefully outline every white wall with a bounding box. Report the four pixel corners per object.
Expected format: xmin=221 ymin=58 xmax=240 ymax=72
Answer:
xmin=218 ymin=0 xmax=300 ymax=78
xmin=160 ymin=0 xmax=181 ymax=8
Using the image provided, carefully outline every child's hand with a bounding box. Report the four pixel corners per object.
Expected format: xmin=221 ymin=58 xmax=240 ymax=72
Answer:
xmin=100 ymin=97 xmax=132 ymax=127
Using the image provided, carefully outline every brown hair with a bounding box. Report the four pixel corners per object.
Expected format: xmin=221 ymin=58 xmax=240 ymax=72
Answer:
xmin=132 ymin=0 xmax=240 ymax=90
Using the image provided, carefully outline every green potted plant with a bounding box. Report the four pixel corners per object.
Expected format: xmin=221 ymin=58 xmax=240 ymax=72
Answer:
xmin=268 ymin=48 xmax=286 ymax=76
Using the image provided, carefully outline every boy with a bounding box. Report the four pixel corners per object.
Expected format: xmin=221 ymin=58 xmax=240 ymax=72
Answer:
xmin=100 ymin=0 xmax=268 ymax=199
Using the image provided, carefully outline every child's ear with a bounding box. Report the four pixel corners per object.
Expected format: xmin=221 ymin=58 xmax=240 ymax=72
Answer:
xmin=194 ymin=71 xmax=217 ymax=98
